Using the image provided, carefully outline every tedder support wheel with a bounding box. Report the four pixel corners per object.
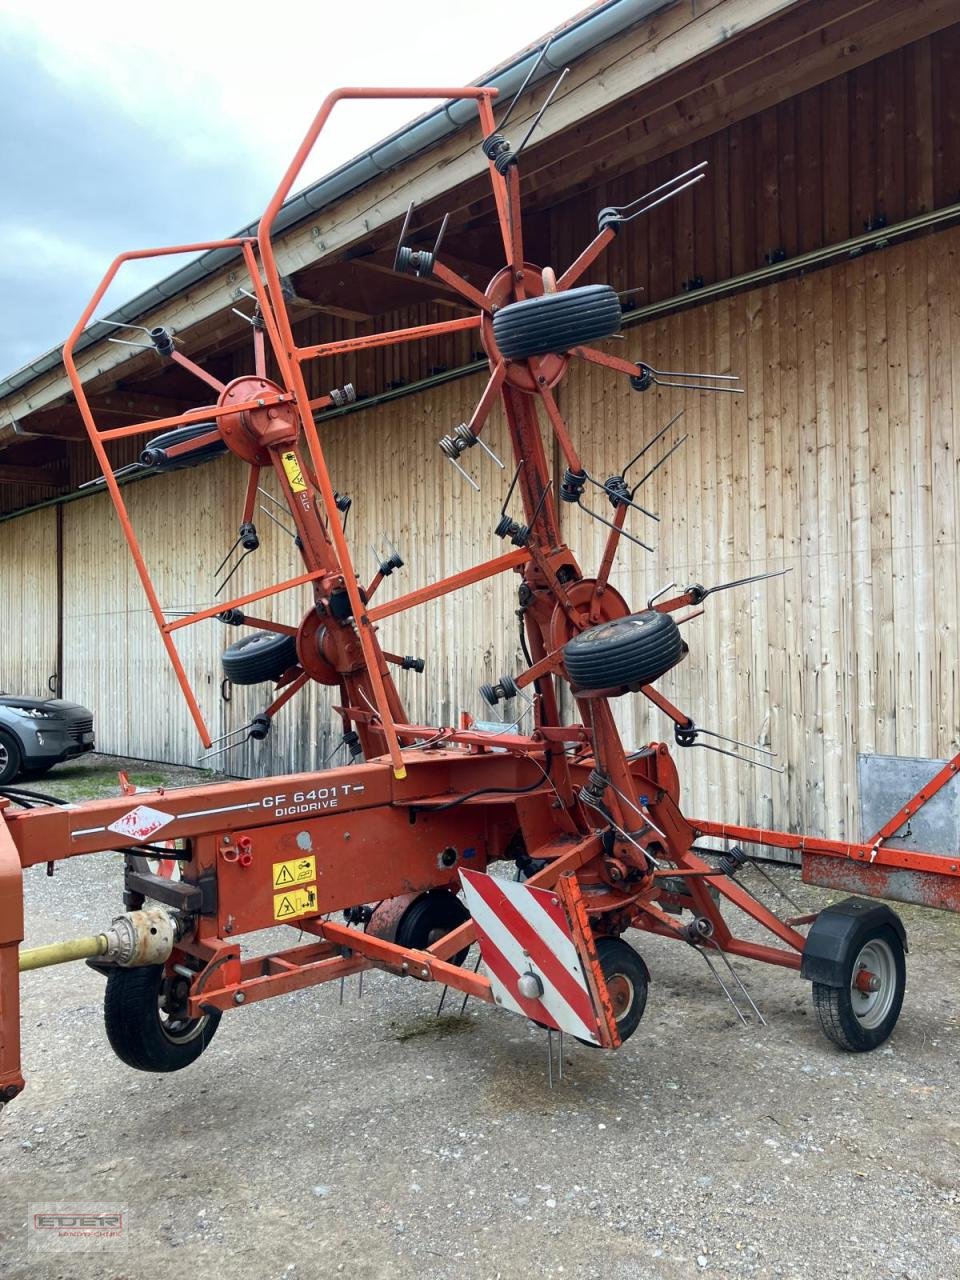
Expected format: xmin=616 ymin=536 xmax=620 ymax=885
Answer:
xmin=812 ymin=926 xmax=906 ymax=1052
xmin=491 ymin=284 xmax=622 ymax=360
xmin=0 ymin=730 xmax=23 ymax=785
xmin=396 ymin=890 xmax=471 ymax=966
xmin=563 ymin=610 xmax=684 ymax=693
xmin=221 ymin=630 xmax=298 ymax=685
xmin=104 ymin=964 xmax=221 ymax=1072
xmin=578 ymin=936 xmax=649 ymax=1046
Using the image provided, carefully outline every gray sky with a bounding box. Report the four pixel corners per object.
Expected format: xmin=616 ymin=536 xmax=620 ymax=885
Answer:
xmin=0 ymin=0 xmax=570 ymax=380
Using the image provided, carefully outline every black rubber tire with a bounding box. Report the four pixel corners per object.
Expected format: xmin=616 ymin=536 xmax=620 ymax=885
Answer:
xmin=396 ymin=890 xmax=471 ymax=966
xmin=563 ymin=610 xmax=684 ymax=692
xmin=104 ymin=964 xmax=221 ymax=1073
xmin=812 ymin=924 xmax=906 ymax=1052
xmin=492 ymin=284 xmax=622 ymax=360
xmin=221 ymin=630 xmax=298 ymax=685
xmin=578 ymin=935 xmax=649 ymax=1046
xmin=0 ymin=730 xmax=23 ymax=785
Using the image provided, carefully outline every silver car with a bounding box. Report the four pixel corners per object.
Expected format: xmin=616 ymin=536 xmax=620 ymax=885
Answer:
xmin=0 ymin=695 xmax=95 ymax=785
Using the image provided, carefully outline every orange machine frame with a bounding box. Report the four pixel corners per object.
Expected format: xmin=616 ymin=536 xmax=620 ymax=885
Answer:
xmin=1 ymin=83 xmax=957 ymax=1107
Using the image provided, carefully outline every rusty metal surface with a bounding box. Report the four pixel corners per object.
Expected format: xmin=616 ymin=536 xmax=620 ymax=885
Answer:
xmin=802 ymin=851 xmax=960 ymax=912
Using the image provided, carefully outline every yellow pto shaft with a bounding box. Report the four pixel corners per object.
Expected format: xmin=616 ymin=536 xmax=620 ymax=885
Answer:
xmin=19 ymin=935 xmax=109 ymax=972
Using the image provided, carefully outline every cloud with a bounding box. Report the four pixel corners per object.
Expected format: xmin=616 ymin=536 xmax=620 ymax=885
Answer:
xmin=0 ymin=0 xmax=570 ymax=379
xmin=0 ymin=32 xmax=274 ymax=376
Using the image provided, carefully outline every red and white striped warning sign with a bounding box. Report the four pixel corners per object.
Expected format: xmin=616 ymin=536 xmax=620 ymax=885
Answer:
xmin=458 ymin=868 xmax=601 ymax=1044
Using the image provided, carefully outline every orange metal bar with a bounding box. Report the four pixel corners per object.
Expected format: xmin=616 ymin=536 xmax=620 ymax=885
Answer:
xmin=97 ymin=394 xmax=291 ymax=442
xmin=366 ymin=547 xmax=530 ymax=622
xmin=430 ymin=260 xmax=494 ymax=313
xmin=61 ymin=239 xmax=256 ymax=747
xmin=557 ymin=227 xmax=616 ymax=291
xmin=296 ymin=314 xmax=481 ymax=362
xmin=241 ymin=465 xmax=261 ymax=524
xmin=0 ymin=812 xmax=24 ymax=1103
xmin=569 ymin=343 xmax=640 ymax=379
xmin=467 ymin=361 xmax=507 ymax=436
xmin=162 ymin=568 xmax=325 ymax=633
xmin=170 ymin=349 xmax=226 ymax=394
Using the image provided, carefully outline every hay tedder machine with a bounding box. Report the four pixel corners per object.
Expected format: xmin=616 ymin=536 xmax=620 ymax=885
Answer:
xmin=2 ymin=78 xmax=959 ymax=1110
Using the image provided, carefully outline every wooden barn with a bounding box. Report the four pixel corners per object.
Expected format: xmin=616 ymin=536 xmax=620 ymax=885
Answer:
xmin=1 ymin=0 xmax=958 ymax=844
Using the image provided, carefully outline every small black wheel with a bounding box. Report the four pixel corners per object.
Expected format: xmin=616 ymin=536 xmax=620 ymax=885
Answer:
xmin=812 ymin=925 xmax=906 ymax=1052
xmin=0 ymin=730 xmax=23 ymax=785
xmin=221 ymin=630 xmax=298 ymax=685
xmin=491 ymin=284 xmax=622 ymax=360
xmin=563 ymin=610 xmax=685 ymax=693
xmin=579 ymin=935 xmax=649 ymax=1045
xmin=396 ymin=890 xmax=471 ymax=966
xmin=104 ymin=964 xmax=221 ymax=1072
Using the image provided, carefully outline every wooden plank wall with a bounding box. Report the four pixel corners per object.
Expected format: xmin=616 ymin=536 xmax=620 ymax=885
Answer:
xmin=0 ymin=507 xmax=58 ymax=698
xmin=560 ymin=227 xmax=960 ymax=839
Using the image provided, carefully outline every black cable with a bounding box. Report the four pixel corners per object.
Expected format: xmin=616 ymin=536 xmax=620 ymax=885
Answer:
xmin=0 ymin=786 xmax=69 ymax=806
xmin=414 ymin=753 xmax=553 ymax=812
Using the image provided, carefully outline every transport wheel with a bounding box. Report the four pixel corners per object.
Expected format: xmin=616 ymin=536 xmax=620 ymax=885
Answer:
xmin=579 ymin=936 xmax=649 ymax=1046
xmin=221 ymin=630 xmax=298 ymax=685
xmin=812 ymin=926 xmax=906 ymax=1052
xmin=563 ymin=610 xmax=684 ymax=692
xmin=491 ymin=284 xmax=622 ymax=360
xmin=396 ymin=890 xmax=471 ymax=966
xmin=104 ymin=964 xmax=221 ymax=1072
xmin=0 ymin=730 xmax=23 ymax=785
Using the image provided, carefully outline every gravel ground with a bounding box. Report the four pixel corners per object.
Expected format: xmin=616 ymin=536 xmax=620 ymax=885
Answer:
xmin=1 ymin=754 xmax=958 ymax=1279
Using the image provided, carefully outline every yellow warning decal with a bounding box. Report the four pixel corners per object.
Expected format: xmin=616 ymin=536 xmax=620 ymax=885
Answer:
xmin=281 ymin=450 xmax=307 ymax=493
xmin=273 ymin=885 xmax=319 ymax=921
xmin=272 ymin=855 xmax=316 ymax=889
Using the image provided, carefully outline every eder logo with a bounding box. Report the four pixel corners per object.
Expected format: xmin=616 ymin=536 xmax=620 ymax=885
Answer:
xmin=29 ymin=1204 xmax=128 ymax=1252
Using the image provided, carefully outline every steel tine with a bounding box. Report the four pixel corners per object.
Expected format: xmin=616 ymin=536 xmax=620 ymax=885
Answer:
xmin=107 ymin=337 xmax=153 ymax=349
xmin=702 ymin=566 xmax=792 ymax=597
xmin=198 ymin=736 xmax=249 ymax=763
xmin=577 ymin=501 xmax=655 ymax=553
xmin=339 ymin=977 xmax=345 ymax=1006
xmin=431 ymin=211 xmax=450 ymax=261
xmin=358 ymin=971 xmax=364 ymax=1000
xmin=448 ymin=456 xmax=480 ymax=492
xmin=649 ymin=366 xmax=739 ymax=380
xmin=204 ymin=721 xmax=254 ymax=748
xmin=647 ymin=581 xmax=677 ymax=608
xmin=692 ymin=945 xmax=749 ymax=1026
xmin=475 ymin=434 xmax=505 ymax=469
xmin=214 ymin=533 xmax=243 ymax=578
xmin=436 ymin=984 xmax=448 ymax=1017
xmin=558 ymin=1030 xmax=563 ymax=1081
xmin=257 ymin=486 xmax=288 ymax=512
xmin=693 ymin=741 xmax=785 ymax=775
xmin=653 ymin=377 xmax=744 ymax=395
xmin=547 ymin=1028 xmax=554 ymax=1089
xmin=623 ymin=411 xmax=685 ymax=479
xmin=622 ymin=172 xmax=706 ymax=222
xmin=748 ymin=859 xmax=804 ymax=913
xmin=516 ymin=67 xmax=570 ymax=156
xmin=706 ymin=941 xmax=767 ymax=1026
xmin=215 ymin=547 xmax=255 ymax=597
xmin=610 ymin=161 xmax=708 ymax=216
xmin=260 ymin=505 xmax=297 ymax=538
xmin=693 ymin=725 xmax=778 ymax=758
xmin=500 ymin=460 xmax=524 ymax=515
xmin=631 ymin=435 xmax=689 ymax=493
xmin=459 ymin=952 xmax=482 ymax=1015
xmin=499 ymin=37 xmax=554 ymax=131
xmin=527 ymin=478 xmax=554 ymax=532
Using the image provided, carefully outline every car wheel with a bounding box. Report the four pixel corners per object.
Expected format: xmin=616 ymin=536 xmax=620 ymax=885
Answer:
xmin=563 ymin=609 xmax=685 ymax=692
xmin=0 ymin=730 xmax=23 ymax=785
xmin=104 ymin=964 xmax=221 ymax=1072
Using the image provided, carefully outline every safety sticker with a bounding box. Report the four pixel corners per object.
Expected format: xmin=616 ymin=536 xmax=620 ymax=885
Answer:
xmin=272 ymin=856 xmax=316 ymax=889
xmin=281 ymin=450 xmax=307 ymax=493
xmin=273 ymin=885 xmax=319 ymax=921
